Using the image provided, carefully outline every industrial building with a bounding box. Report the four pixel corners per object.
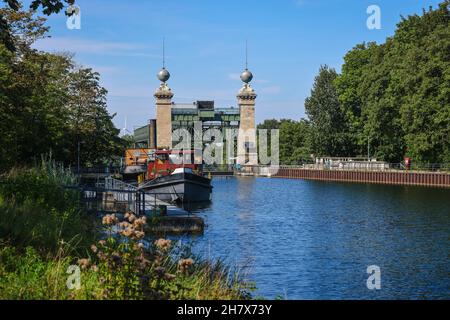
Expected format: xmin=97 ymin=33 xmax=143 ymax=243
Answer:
xmin=132 ymin=64 xmax=258 ymax=165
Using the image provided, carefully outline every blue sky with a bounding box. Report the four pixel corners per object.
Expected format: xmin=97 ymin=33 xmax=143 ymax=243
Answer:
xmin=28 ymin=0 xmax=443 ymax=131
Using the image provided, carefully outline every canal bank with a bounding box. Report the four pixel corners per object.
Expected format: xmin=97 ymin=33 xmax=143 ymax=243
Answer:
xmin=181 ymin=176 xmax=450 ymax=299
xmin=237 ymin=166 xmax=450 ymax=188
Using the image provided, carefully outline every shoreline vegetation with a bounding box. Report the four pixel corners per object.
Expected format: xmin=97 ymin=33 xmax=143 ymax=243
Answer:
xmin=259 ymin=2 xmax=449 ymax=165
xmin=0 ymin=159 xmax=254 ymax=300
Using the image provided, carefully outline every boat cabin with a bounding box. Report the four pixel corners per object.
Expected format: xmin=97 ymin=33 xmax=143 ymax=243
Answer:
xmin=146 ymin=150 xmax=201 ymax=180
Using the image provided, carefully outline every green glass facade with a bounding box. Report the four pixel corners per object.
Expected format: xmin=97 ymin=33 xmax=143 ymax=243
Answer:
xmin=133 ymin=101 xmax=240 ymax=148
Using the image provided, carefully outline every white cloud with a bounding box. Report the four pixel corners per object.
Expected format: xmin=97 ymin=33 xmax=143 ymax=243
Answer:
xmin=106 ymin=84 xmax=153 ymax=99
xmin=33 ymin=37 xmax=158 ymax=58
xmin=260 ymin=86 xmax=281 ymax=95
xmin=90 ymin=65 xmax=121 ymax=75
xmin=176 ymin=88 xmax=237 ymax=103
xmin=227 ymin=73 xmax=241 ymax=81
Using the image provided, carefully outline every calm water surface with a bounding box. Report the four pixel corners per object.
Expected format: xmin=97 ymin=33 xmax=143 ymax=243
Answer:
xmin=183 ymin=177 xmax=449 ymax=299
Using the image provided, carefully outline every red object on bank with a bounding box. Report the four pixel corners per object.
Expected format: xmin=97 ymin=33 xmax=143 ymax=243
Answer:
xmin=404 ymin=157 xmax=411 ymax=170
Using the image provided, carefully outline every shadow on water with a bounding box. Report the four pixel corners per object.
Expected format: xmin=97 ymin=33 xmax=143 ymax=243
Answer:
xmin=180 ymin=200 xmax=212 ymax=212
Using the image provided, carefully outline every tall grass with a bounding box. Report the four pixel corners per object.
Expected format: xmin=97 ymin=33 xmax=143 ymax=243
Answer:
xmin=160 ymin=257 xmax=253 ymax=300
xmin=0 ymin=158 xmax=95 ymax=254
xmin=0 ymin=244 xmax=101 ymax=300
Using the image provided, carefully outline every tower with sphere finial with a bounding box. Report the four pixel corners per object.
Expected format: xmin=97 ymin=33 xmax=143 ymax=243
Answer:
xmin=237 ymin=42 xmax=258 ymax=165
xmin=154 ymin=38 xmax=173 ymax=149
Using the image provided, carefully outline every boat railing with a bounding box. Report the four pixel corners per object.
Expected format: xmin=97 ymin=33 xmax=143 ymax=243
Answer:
xmin=65 ymin=174 xmax=189 ymax=215
xmin=102 ymin=176 xmax=137 ymax=191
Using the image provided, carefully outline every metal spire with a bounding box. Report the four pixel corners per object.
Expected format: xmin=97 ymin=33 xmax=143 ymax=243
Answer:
xmin=240 ymin=40 xmax=253 ymax=84
xmin=162 ymin=37 xmax=165 ymax=69
xmin=245 ymin=39 xmax=248 ymax=70
xmin=157 ymin=38 xmax=170 ymax=83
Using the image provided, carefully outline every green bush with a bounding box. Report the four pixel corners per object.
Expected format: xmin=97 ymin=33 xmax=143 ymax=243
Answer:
xmin=0 ymin=159 xmax=95 ymax=254
xmin=0 ymin=158 xmax=77 ymax=212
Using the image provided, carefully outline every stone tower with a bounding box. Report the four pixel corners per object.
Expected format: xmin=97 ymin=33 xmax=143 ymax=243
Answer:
xmin=237 ymin=68 xmax=258 ymax=165
xmin=154 ymin=67 xmax=173 ymax=149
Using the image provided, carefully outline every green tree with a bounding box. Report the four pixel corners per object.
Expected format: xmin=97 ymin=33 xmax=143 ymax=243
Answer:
xmin=1 ymin=0 xmax=74 ymax=51
xmin=0 ymin=6 xmax=124 ymax=171
xmin=258 ymin=119 xmax=312 ymax=165
xmin=261 ymin=2 xmax=449 ymax=165
xmin=2 ymin=0 xmax=74 ymax=13
xmin=334 ymin=42 xmax=379 ymax=157
xmin=335 ymin=1 xmax=450 ymax=163
xmin=395 ymin=2 xmax=450 ymax=163
xmin=279 ymin=119 xmax=312 ymax=164
xmin=67 ymin=68 xmax=124 ymax=166
xmin=0 ymin=8 xmax=60 ymax=169
xmin=257 ymin=119 xmax=281 ymax=159
xmin=304 ymin=65 xmax=350 ymax=157
xmin=359 ymin=43 xmax=406 ymax=163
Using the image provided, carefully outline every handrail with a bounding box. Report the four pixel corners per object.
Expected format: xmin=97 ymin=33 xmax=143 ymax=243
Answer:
xmin=241 ymin=163 xmax=450 ymax=173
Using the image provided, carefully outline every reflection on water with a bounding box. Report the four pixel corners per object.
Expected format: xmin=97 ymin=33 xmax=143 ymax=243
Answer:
xmin=181 ymin=177 xmax=450 ymax=299
xmin=181 ymin=200 xmax=212 ymax=212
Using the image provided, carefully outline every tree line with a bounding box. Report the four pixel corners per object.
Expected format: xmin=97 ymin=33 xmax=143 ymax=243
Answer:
xmin=259 ymin=1 xmax=449 ymax=165
xmin=0 ymin=1 xmax=125 ymax=172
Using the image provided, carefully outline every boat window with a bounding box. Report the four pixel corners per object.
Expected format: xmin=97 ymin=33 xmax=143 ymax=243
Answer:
xmin=168 ymin=152 xmax=194 ymax=165
xmin=169 ymin=153 xmax=183 ymax=165
xmin=157 ymin=153 xmax=169 ymax=161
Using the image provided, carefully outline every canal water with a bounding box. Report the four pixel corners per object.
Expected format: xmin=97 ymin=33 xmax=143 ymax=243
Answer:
xmin=183 ymin=177 xmax=449 ymax=299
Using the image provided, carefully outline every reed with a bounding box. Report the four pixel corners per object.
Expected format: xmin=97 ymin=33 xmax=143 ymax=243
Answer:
xmin=0 ymin=157 xmax=95 ymax=254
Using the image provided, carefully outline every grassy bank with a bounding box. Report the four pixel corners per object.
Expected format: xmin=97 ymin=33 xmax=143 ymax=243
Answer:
xmin=0 ymin=160 xmax=252 ymax=300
